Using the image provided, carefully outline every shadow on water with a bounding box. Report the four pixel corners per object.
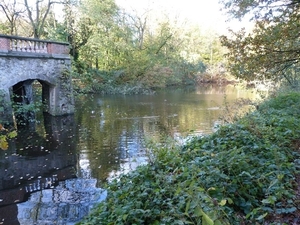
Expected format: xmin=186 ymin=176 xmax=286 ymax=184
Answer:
xmin=0 ymin=113 xmax=106 ymax=225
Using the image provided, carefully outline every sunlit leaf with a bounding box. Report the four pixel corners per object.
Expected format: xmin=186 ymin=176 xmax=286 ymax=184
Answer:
xmin=219 ymin=199 xmax=227 ymax=206
xmin=8 ymin=131 xmax=17 ymax=138
xmin=257 ymin=212 xmax=268 ymax=221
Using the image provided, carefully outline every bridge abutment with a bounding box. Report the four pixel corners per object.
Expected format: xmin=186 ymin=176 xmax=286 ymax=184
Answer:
xmin=46 ymin=69 xmax=75 ymax=116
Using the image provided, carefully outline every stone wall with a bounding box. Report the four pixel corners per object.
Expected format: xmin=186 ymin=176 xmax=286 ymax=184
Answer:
xmin=0 ymin=57 xmax=59 ymax=89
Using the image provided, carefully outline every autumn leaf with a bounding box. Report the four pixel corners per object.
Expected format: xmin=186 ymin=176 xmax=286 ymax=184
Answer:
xmin=0 ymin=124 xmax=6 ymax=131
xmin=0 ymin=136 xmax=8 ymax=150
xmin=0 ymin=130 xmax=17 ymax=150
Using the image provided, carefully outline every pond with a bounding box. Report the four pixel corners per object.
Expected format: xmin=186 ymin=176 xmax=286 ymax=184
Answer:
xmin=0 ymin=85 xmax=259 ymax=225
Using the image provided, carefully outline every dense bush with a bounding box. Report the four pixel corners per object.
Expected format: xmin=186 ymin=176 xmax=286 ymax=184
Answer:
xmin=78 ymin=91 xmax=300 ymax=225
xmin=72 ymin=62 xmax=207 ymax=95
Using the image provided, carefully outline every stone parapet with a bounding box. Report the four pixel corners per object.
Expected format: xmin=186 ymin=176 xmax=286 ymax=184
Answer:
xmin=0 ymin=34 xmax=69 ymax=55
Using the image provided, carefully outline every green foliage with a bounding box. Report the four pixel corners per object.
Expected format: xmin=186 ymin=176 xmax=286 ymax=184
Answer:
xmin=13 ymin=101 xmax=41 ymax=117
xmin=44 ymin=14 xmax=69 ymax=42
xmin=0 ymin=21 xmax=10 ymax=34
xmin=72 ymin=68 xmax=152 ymax=94
xmin=0 ymin=126 xmax=17 ymax=150
xmin=78 ymin=91 xmax=300 ymax=224
xmin=12 ymin=91 xmax=44 ymax=125
xmin=0 ymin=93 xmax=17 ymax=150
xmin=220 ymin=0 xmax=300 ymax=85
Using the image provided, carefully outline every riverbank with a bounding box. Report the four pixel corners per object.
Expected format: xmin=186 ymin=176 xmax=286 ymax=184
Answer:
xmin=77 ymin=90 xmax=300 ymax=224
xmin=72 ymin=68 xmax=237 ymax=95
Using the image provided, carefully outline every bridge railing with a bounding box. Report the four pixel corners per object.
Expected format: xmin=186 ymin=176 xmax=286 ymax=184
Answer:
xmin=0 ymin=34 xmax=69 ymax=55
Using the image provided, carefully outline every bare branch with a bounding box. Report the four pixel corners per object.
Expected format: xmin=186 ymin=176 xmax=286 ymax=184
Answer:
xmin=23 ymin=0 xmax=63 ymax=38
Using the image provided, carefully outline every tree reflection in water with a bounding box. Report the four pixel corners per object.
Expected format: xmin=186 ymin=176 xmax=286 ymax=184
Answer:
xmin=0 ymin=114 xmax=106 ymax=225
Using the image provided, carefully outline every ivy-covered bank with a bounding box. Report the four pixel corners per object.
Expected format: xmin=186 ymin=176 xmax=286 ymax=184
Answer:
xmin=78 ymin=91 xmax=300 ymax=225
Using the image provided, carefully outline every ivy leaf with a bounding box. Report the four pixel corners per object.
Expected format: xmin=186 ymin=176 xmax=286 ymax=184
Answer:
xmin=185 ymin=200 xmax=191 ymax=214
xmin=257 ymin=212 xmax=268 ymax=221
xmin=195 ymin=208 xmax=214 ymax=225
xmin=122 ymin=214 xmax=128 ymax=221
xmin=214 ymin=220 xmax=223 ymax=225
xmin=194 ymin=206 xmax=202 ymax=217
xmin=201 ymin=210 xmax=214 ymax=225
xmin=219 ymin=199 xmax=227 ymax=206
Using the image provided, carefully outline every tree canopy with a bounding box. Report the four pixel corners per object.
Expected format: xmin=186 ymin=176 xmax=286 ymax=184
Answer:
xmin=0 ymin=0 xmax=227 ymax=91
xmin=220 ymin=0 xmax=300 ymax=84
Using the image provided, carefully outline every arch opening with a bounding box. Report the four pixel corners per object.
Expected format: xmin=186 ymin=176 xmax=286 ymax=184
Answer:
xmin=11 ymin=79 xmax=53 ymax=127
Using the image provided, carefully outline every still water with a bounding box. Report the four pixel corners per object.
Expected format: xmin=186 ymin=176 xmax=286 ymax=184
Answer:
xmin=0 ymin=85 xmax=258 ymax=225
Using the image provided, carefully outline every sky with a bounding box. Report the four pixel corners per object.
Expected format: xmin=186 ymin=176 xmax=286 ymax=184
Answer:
xmin=115 ymin=0 xmax=249 ymax=34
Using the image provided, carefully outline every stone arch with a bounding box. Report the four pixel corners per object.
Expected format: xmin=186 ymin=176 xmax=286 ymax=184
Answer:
xmin=10 ymin=79 xmax=56 ymax=123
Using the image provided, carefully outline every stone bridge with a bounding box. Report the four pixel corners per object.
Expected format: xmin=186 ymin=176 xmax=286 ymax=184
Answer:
xmin=0 ymin=34 xmax=74 ymax=124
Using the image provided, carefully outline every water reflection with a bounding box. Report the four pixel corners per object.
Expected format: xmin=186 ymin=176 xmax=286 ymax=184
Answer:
xmin=0 ymin=114 xmax=79 ymax=224
xmin=0 ymin=85 xmax=258 ymax=224
xmin=75 ymin=85 xmax=258 ymax=184
xmin=17 ymin=179 xmax=106 ymax=225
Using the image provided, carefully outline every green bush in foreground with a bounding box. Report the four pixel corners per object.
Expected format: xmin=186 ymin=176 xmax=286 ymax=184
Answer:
xmin=78 ymin=92 xmax=300 ymax=225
